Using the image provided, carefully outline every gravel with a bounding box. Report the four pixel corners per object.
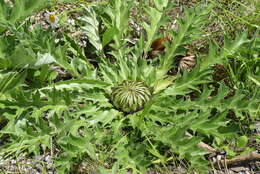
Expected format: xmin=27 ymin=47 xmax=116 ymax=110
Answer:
xmin=0 ymin=153 xmax=55 ymax=174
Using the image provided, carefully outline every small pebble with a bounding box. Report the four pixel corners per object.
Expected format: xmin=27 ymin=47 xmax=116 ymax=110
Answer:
xmin=228 ymin=170 xmax=235 ymax=174
xmin=44 ymin=155 xmax=52 ymax=162
xmin=26 ymin=160 xmax=32 ymax=165
xmin=212 ymin=157 xmax=217 ymax=163
xmin=216 ymin=155 xmax=222 ymax=161
xmin=10 ymin=159 xmax=16 ymax=164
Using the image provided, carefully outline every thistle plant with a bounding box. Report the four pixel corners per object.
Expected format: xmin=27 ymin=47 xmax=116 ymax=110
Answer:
xmin=0 ymin=0 xmax=259 ymax=174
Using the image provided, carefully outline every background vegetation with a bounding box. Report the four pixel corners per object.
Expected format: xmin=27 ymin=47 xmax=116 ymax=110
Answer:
xmin=0 ymin=0 xmax=259 ymax=173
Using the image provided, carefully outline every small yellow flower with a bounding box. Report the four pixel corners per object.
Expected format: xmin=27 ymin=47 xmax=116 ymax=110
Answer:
xmin=45 ymin=11 xmax=59 ymax=28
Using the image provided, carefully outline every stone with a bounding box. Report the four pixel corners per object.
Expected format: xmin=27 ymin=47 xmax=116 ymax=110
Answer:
xmin=230 ymin=166 xmax=250 ymax=172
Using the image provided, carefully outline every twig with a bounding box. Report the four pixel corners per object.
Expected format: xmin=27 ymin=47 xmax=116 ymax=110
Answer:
xmin=185 ymin=132 xmax=260 ymax=168
xmin=185 ymin=132 xmax=217 ymax=153
xmin=213 ymin=151 xmax=260 ymax=167
xmin=224 ymin=156 xmax=229 ymax=173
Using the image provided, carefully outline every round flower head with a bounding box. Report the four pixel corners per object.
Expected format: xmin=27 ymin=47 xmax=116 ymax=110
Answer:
xmin=45 ymin=11 xmax=59 ymax=28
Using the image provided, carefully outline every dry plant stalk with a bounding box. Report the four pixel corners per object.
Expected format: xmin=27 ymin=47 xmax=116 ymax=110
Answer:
xmin=215 ymin=152 xmax=260 ymax=167
xmin=185 ymin=132 xmax=260 ymax=167
xmin=185 ymin=132 xmax=217 ymax=153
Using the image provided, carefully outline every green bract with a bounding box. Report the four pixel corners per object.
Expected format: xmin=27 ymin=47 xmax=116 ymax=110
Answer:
xmin=0 ymin=0 xmax=259 ymax=174
xmin=111 ymin=81 xmax=152 ymax=113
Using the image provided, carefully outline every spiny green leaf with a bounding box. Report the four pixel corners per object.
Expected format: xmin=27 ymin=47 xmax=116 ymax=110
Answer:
xmin=0 ymin=70 xmax=27 ymax=95
xmin=102 ymin=27 xmax=118 ymax=46
xmin=40 ymin=79 xmax=110 ymax=91
xmin=81 ymin=6 xmax=103 ymax=53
